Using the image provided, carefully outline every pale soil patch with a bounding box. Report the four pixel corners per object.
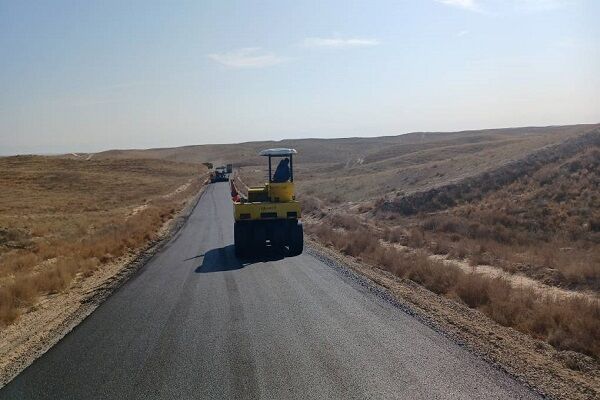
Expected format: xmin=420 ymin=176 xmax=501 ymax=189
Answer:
xmin=0 ymin=183 xmax=207 ymax=388
xmin=308 ymin=238 xmax=600 ymax=400
xmin=127 ymin=180 xmax=193 ymax=218
xmin=128 ymin=204 xmax=149 ymax=218
xmin=163 ymin=181 xmax=192 ymax=199
xmin=384 ymin=239 xmax=593 ymax=301
xmin=429 ymin=254 xmax=594 ymax=301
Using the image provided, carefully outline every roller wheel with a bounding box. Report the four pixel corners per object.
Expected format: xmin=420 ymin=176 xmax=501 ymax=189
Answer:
xmin=287 ymin=221 xmax=303 ymax=257
xmin=253 ymin=224 xmax=267 ymax=253
xmin=234 ymin=222 xmax=248 ymax=257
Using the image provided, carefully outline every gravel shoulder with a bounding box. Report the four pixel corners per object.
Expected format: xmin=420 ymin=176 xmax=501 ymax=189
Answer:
xmin=307 ymin=238 xmax=600 ymax=400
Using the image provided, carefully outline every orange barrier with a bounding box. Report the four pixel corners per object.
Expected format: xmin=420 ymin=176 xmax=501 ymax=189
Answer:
xmin=230 ymin=179 xmax=239 ymax=201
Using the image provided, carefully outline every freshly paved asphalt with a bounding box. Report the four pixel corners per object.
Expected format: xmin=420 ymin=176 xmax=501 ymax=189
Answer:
xmin=0 ymin=182 xmax=540 ymax=399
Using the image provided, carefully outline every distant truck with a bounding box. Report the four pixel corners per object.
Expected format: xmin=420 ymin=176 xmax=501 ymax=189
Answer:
xmin=210 ymin=166 xmax=229 ymax=183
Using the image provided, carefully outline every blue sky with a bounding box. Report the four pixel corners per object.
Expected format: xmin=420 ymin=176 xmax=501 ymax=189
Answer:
xmin=1 ymin=0 xmax=599 ymax=154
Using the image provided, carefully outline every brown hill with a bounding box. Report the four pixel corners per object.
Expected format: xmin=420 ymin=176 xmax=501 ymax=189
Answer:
xmin=94 ymin=124 xmax=599 ymax=203
xmin=372 ymin=126 xmax=600 ymax=291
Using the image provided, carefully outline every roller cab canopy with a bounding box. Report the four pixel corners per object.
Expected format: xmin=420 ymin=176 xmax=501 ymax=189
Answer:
xmin=259 ymin=148 xmax=297 ymax=183
xmin=259 ymin=148 xmax=298 ymax=157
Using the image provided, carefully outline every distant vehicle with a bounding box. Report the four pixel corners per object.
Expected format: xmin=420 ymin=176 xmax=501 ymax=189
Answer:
xmin=226 ymin=163 xmax=233 ymax=173
xmin=232 ymin=148 xmax=303 ymax=257
xmin=210 ymin=166 xmax=229 ymax=183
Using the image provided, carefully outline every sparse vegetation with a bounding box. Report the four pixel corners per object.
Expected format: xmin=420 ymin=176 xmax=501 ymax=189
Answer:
xmin=306 ymin=220 xmax=600 ymax=359
xmin=184 ymin=124 xmax=598 ymax=203
xmin=376 ymin=145 xmax=600 ymax=291
xmin=0 ymin=156 xmax=204 ymax=327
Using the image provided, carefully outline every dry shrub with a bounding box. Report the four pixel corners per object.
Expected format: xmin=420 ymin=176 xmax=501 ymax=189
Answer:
xmin=34 ymin=241 xmax=60 ymax=260
xmin=538 ymin=298 xmax=600 ymax=357
xmin=468 ymin=246 xmax=489 ymax=266
xmin=330 ymin=213 xmax=363 ymax=231
xmin=0 ymin=276 xmax=37 ymax=327
xmin=405 ymin=253 xmax=459 ymax=295
xmin=371 ymin=245 xmax=398 ymax=270
xmin=430 ymin=238 xmax=452 ymax=255
xmin=326 ymin=194 xmax=342 ymax=204
xmin=340 ymin=231 xmax=378 ymax=257
xmin=35 ymin=258 xmax=78 ymax=294
xmin=448 ymin=241 xmax=469 ymax=259
xmin=357 ymin=203 xmax=374 ymax=213
xmin=300 ymin=195 xmax=323 ymax=215
xmin=407 ymin=227 xmax=425 ymax=247
xmin=384 ymin=226 xmax=405 ymax=244
xmin=422 ymin=214 xmax=516 ymax=245
xmin=0 ymin=252 xmax=39 ymax=274
xmin=454 ymin=274 xmax=494 ymax=308
xmin=0 ymin=289 xmax=19 ymax=325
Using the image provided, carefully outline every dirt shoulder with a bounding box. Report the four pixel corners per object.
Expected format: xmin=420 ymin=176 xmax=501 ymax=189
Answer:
xmin=0 ymin=182 xmax=208 ymax=388
xmin=307 ymin=238 xmax=600 ymax=400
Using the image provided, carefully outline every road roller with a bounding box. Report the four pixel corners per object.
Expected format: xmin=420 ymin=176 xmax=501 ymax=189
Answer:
xmin=233 ymin=148 xmax=303 ymax=257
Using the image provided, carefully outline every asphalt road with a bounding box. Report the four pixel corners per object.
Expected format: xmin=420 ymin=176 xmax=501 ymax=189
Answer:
xmin=1 ymin=183 xmax=540 ymax=400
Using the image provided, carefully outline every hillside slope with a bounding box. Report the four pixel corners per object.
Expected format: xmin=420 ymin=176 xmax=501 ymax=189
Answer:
xmin=362 ymin=126 xmax=600 ymax=292
xmin=95 ymin=124 xmax=598 ymax=203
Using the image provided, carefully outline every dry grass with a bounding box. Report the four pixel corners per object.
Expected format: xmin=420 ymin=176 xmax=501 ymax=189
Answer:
xmin=216 ymin=124 xmax=599 ymax=204
xmin=297 ymin=195 xmax=324 ymax=217
xmin=0 ymin=156 xmax=205 ymax=327
xmin=395 ymin=147 xmax=600 ymax=291
xmin=307 ymin=222 xmax=600 ymax=360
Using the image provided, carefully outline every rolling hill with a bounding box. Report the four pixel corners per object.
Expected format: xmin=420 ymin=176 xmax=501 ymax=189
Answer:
xmin=94 ymin=124 xmax=599 ymax=203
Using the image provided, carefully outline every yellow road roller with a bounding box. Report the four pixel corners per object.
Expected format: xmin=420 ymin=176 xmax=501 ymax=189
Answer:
xmin=233 ymin=148 xmax=303 ymax=257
